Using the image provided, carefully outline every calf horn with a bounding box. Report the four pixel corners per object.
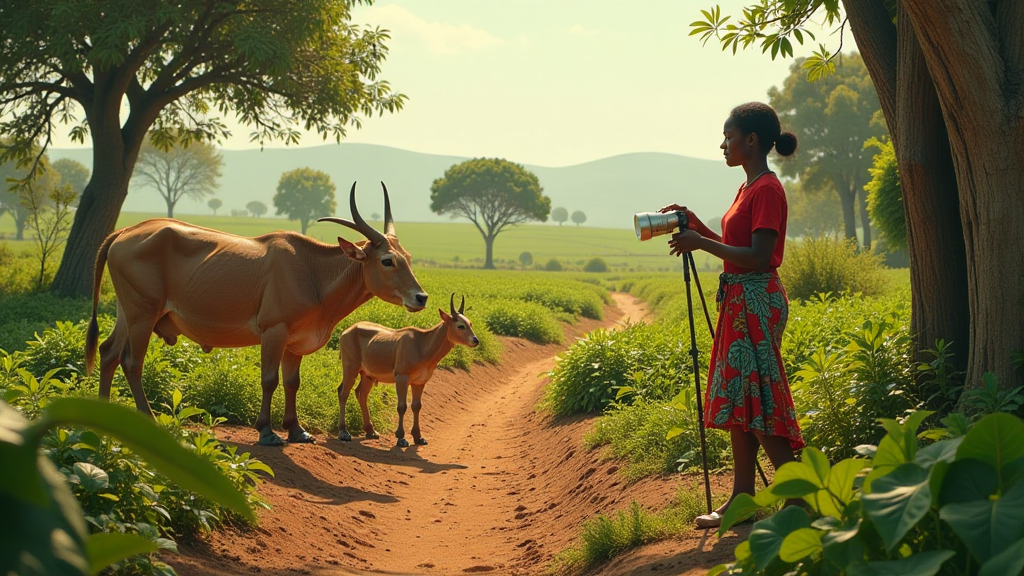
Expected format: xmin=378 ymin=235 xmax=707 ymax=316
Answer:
xmin=318 ymin=182 xmax=386 ymax=244
xmin=450 ymin=293 xmax=456 ymax=316
xmin=459 ymin=295 xmax=465 ymax=315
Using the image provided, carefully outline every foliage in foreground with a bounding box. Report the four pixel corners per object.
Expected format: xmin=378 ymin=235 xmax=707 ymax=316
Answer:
xmin=711 ymin=410 xmax=1024 ymax=576
xmin=0 ymin=391 xmax=266 ymax=576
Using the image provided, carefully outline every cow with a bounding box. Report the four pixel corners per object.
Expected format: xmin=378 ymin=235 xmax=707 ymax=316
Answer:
xmin=84 ymin=182 xmax=427 ymax=446
xmin=337 ymin=294 xmax=479 ymax=447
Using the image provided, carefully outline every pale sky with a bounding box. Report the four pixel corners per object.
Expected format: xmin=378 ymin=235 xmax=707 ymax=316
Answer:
xmin=53 ymin=1 xmax=856 ymax=167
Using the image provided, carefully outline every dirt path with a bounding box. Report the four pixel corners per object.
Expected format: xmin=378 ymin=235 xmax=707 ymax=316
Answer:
xmin=170 ymin=294 xmax=743 ymax=576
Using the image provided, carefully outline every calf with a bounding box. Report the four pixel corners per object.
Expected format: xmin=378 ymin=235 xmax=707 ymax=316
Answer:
xmin=337 ymin=294 xmax=479 ymax=447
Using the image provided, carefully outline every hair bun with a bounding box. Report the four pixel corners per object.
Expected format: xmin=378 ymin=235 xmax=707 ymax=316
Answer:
xmin=776 ymin=131 xmax=798 ymax=157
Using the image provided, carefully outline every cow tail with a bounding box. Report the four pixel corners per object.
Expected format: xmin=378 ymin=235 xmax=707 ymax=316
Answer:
xmin=85 ymin=230 xmax=122 ymax=375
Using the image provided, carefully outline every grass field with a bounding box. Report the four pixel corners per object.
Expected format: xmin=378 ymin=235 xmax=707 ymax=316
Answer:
xmin=0 ymin=211 xmax=719 ymax=273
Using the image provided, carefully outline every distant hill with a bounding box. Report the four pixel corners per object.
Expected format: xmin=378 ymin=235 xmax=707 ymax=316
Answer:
xmin=47 ymin=144 xmax=741 ymax=230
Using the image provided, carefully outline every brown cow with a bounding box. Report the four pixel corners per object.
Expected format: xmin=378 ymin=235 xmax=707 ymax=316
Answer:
xmin=337 ymin=294 xmax=479 ymax=447
xmin=85 ymin=182 xmax=427 ymax=446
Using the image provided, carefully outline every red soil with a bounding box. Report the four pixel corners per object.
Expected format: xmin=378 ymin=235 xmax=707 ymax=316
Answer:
xmin=168 ymin=294 xmax=745 ymax=576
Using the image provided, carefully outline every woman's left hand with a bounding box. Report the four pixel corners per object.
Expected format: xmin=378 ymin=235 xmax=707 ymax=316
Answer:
xmin=668 ymin=229 xmax=703 ymax=256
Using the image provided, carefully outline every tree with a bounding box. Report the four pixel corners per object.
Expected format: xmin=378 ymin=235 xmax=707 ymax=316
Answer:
xmin=692 ymin=2 xmax=1021 ymax=393
xmin=864 ymin=139 xmax=905 ymax=250
xmin=273 ymin=168 xmax=336 ymax=235
xmin=787 ymin=179 xmax=844 ymax=237
xmin=552 ymin=207 xmax=569 ymax=226
xmin=21 ymin=170 xmax=76 ymax=290
xmin=768 ymin=53 xmax=886 ymax=248
xmin=207 ymin=198 xmax=222 ymax=216
xmin=519 ymin=251 xmax=533 ymax=269
xmin=51 ymin=158 xmax=89 ymax=202
xmin=430 ymin=158 xmax=551 ymax=269
xmin=0 ymin=1 xmax=406 ymax=298
xmin=0 ymin=156 xmax=31 ymax=241
xmin=246 ymin=201 xmax=268 ymax=218
xmin=132 ymin=137 xmax=222 ymax=218
xmin=571 ymin=210 xmax=587 ymax=227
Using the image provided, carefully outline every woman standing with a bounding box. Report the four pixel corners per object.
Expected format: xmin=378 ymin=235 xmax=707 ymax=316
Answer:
xmin=659 ymin=102 xmax=804 ymax=528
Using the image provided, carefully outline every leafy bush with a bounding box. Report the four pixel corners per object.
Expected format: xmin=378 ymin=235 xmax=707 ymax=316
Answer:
xmin=780 ymin=234 xmax=891 ymax=301
xmin=711 ymin=411 xmax=1024 ymax=576
xmin=483 ymin=299 xmax=564 ymax=344
xmin=583 ymin=257 xmax=609 ymax=273
xmin=545 ymin=258 xmax=563 ymax=271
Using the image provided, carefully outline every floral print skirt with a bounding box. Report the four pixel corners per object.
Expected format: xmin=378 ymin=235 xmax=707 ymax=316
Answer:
xmin=704 ymin=271 xmax=805 ymax=451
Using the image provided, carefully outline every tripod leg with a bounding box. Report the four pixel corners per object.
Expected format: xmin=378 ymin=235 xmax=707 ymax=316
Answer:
xmin=683 ymin=252 xmax=714 ymax=515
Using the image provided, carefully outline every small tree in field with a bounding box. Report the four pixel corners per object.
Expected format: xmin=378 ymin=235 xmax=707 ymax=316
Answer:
xmin=519 ymin=251 xmax=533 ymax=270
xmin=133 ymin=137 xmax=222 ymax=218
xmin=21 ymin=170 xmax=76 ymax=290
xmin=551 ymin=207 xmax=568 ymax=226
xmin=207 ymin=198 xmax=222 ymax=216
xmin=246 ymin=201 xmax=268 ymax=218
xmin=430 ymin=158 xmax=550 ymax=269
xmin=571 ymin=210 xmax=587 ymax=227
xmin=51 ymin=159 xmax=89 ymax=205
xmin=274 ymin=168 xmax=336 ymax=234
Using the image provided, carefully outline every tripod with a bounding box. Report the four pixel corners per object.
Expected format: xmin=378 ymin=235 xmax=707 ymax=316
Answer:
xmin=680 ymin=251 xmax=769 ymax=515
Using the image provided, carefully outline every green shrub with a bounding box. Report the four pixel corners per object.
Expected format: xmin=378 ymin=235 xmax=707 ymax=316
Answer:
xmin=712 ymin=411 xmax=1024 ymax=576
xmin=780 ymin=234 xmax=891 ymax=301
xmin=483 ymin=299 xmax=563 ymax=344
xmin=544 ymin=258 xmax=563 ymax=271
xmin=583 ymin=257 xmax=609 ymax=273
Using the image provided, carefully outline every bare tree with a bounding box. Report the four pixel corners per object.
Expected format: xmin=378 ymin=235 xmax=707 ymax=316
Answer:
xmin=133 ymin=138 xmax=222 ymax=218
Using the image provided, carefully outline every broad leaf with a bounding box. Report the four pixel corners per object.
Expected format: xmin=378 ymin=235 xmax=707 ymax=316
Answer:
xmin=940 ymin=478 xmax=1024 ymax=564
xmin=42 ymin=398 xmax=254 ymax=522
xmin=84 ymin=532 xmax=159 ymax=576
xmin=914 ymin=437 xmax=963 ymax=468
xmin=72 ymin=462 xmax=109 ymax=493
xmin=862 ymin=463 xmax=932 ymax=551
xmin=847 ymin=550 xmax=955 ymax=576
xmin=822 ymin=514 xmax=864 ymax=568
xmin=957 ymin=413 xmax=1024 ymax=489
xmin=938 ymin=459 xmax=998 ymax=506
xmin=717 ymin=492 xmax=761 ymax=535
xmin=978 ymin=536 xmax=1024 ymax=576
xmin=748 ymin=505 xmax=811 ymax=570
xmin=779 ymin=527 xmax=823 ymax=562
xmin=825 ymin=458 xmax=869 ymax=507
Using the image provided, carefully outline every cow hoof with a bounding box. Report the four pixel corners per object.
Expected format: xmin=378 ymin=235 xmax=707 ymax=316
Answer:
xmin=397 ymin=438 xmax=410 ymax=448
xmin=288 ymin=429 xmax=317 ymax=444
xmin=366 ymin=431 xmax=380 ymax=440
xmin=257 ymin=426 xmax=286 ymax=447
xmin=339 ymin=431 xmax=353 ymax=442
xmin=415 ymin=438 xmax=428 ymax=446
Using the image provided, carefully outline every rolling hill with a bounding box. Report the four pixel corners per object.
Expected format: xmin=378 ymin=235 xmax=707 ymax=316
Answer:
xmin=47 ymin=143 xmax=741 ymax=230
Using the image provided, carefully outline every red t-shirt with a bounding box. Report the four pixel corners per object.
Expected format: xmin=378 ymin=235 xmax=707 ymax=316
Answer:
xmin=720 ymin=174 xmax=787 ymax=274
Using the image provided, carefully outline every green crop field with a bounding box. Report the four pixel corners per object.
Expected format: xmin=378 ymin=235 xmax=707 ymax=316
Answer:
xmin=0 ymin=211 xmax=720 ymax=272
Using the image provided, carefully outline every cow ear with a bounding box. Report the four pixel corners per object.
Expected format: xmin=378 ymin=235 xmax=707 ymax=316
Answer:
xmin=439 ymin=309 xmax=451 ymax=322
xmin=338 ymin=237 xmax=367 ymax=261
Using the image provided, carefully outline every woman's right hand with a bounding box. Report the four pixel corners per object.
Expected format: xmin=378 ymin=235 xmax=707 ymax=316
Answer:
xmin=657 ymin=204 xmax=710 ymax=236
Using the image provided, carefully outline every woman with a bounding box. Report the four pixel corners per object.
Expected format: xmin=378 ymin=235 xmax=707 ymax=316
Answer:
xmin=660 ymin=102 xmax=804 ymax=529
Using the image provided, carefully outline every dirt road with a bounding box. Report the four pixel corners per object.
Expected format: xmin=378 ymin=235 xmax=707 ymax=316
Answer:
xmin=170 ymin=294 xmax=744 ymax=576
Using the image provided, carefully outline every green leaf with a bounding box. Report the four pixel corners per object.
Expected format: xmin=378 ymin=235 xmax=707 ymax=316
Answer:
xmin=862 ymin=463 xmax=932 ymax=551
xmin=717 ymin=492 xmax=762 ymax=535
xmin=979 ymin=536 xmax=1024 ymax=576
xmin=772 ymin=478 xmax=820 ymax=498
xmin=938 ymin=459 xmax=998 ymax=505
xmin=822 ymin=513 xmax=864 ymax=568
xmin=41 ymin=398 xmax=254 ymax=522
xmin=175 ymin=406 xmax=205 ymax=422
xmin=779 ymin=527 xmax=823 ymax=562
xmin=940 ymin=478 xmax=1024 ymax=564
xmin=825 ymin=458 xmax=869 ymax=507
xmin=748 ymin=505 xmax=811 ymax=570
xmin=957 ymin=413 xmax=1024 ymax=488
xmin=847 ymin=550 xmax=956 ymax=576
xmin=73 ymin=462 xmax=109 ymax=493
xmin=85 ymin=532 xmax=159 ymax=576
xmin=915 ymin=436 xmax=963 ymax=468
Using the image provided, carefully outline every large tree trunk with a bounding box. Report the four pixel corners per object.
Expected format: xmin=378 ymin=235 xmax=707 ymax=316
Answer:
xmin=845 ymin=0 xmax=972 ymax=377
xmin=894 ymin=6 xmax=971 ymax=373
xmin=836 ymin=185 xmax=857 ymax=244
xmin=51 ymin=131 xmax=133 ymax=298
xmin=904 ymin=0 xmax=1024 ymax=391
xmin=483 ymin=234 xmax=495 ymax=269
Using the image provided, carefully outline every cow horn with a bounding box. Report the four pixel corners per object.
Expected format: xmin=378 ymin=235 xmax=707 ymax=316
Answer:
xmin=382 ymin=181 xmax=395 ymax=236
xmin=459 ymin=295 xmax=465 ymax=315
xmin=349 ymin=181 xmax=385 ymax=244
xmin=450 ymin=293 xmax=456 ymax=315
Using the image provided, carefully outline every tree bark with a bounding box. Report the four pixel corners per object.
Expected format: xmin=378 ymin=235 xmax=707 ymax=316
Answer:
xmin=51 ymin=127 xmax=134 ymax=298
xmin=894 ymin=4 xmax=971 ymax=374
xmin=837 ymin=184 xmax=857 ymax=244
xmin=903 ymin=0 xmax=1024 ymax=390
xmin=483 ymin=234 xmax=495 ymax=269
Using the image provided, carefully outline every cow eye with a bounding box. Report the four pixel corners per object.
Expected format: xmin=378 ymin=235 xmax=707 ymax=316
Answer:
xmin=458 ymin=325 xmax=466 ymax=330
xmin=382 ymin=256 xmax=394 ymax=267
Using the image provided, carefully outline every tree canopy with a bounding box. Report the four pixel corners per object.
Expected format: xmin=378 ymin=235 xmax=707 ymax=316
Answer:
xmin=246 ymin=201 xmax=268 ymax=218
xmin=207 ymin=198 xmax=222 ymax=216
xmin=132 ymin=138 xmax=222 ymax=218
xmin=50 ymin=159 xmax=89 ymax=199
xmin=571 ymin=210 xmax=587 ymax=227
xmin=274 ymin=168 xmax=337 ymax=234
xmin=551 ymin=207 xmax=569 ymax=226
xmin=430 ymin=158 xmax=550 ymax=269
xmin=0 ymin=0 xmax=405 ymax=297
xmin=768 ymin=53 xmax=886 ymax=248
